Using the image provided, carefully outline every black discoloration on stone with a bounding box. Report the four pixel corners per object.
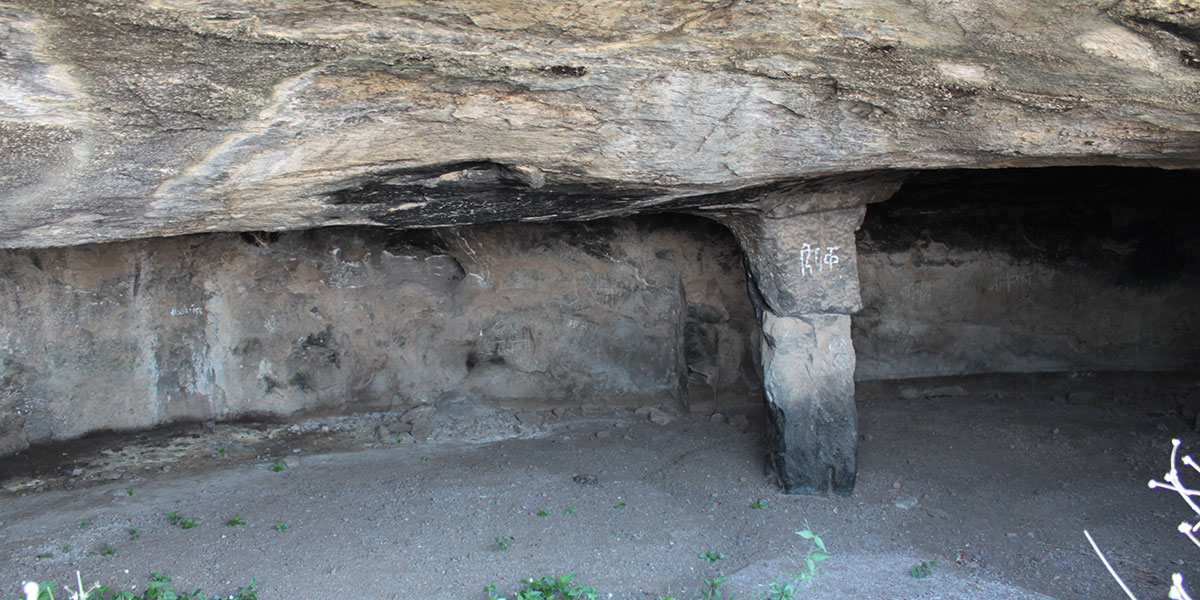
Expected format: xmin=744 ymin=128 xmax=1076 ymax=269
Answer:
xmin=544 ymin=65 xmax=587 ymax=77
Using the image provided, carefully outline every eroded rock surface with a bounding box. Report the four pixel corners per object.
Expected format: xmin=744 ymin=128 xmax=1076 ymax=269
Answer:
xmin=1 ymin=0 xmax=1199 ymax=248
xmin=0 ymin=217 xmax=759 ymax=455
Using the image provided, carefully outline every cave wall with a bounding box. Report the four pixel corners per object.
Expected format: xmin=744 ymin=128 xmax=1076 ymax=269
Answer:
xmin=0 ymin=217 xmax=760 ymax=455
xmin=852 ymin=168 xmax=1200 ymax=380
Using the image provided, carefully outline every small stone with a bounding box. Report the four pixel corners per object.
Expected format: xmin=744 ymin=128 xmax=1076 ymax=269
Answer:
xmin=580 ymin=404 xmax=604 ymax=416
xmin=614 ymin=422 xmax=629 ymax=428
xmin=899 ymin=387 xmax=920 ymax=400
xmin=738 ymin=476 xmax=747 ymax=483
xmin=375 ymin=424 xmax=391 ymax=440
xmin=729 ymin=414 xmax=749 ymax=428
xmin=282 ymin=456 xmax=300 ymax=468
xmin=161 ymin=465 xmax=173 ymax=473
xmin=710 ymin=413 xmax=726 ymax=424
xmin=892 ymin=482 xmax=902 ymax=489
xmin=70 ymin=468 xmax=84 ymax=476
xmin=552 ymin=407 xmax=567 ymax=418
xmin=401 ymin=405 xmax=436 ymax=424
xmin=410 ymin=417 xmax=434 ymax=442
xmin=515 ymin=411 xmax=543 ymax=426
xmin=201 ymin=420 xmax=216 ymax=430
xmin=636 ymin=406 xmax=674 ymax=426
xmin=595 ymin=430 xmax=611 ymax=439
xmin=100 ymin=470 xmax=123 ymax=480
xmin=1052 ymin=427 xmax=1060 ymax=434
xmin=573 ymin=474 xmax=598 ymax=485
xmin=895 ymin=496 xmax=919 ymax=510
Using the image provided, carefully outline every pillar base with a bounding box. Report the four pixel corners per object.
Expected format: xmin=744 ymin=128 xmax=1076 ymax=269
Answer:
xmin=761 ymin=310 xmax=858 ymax=494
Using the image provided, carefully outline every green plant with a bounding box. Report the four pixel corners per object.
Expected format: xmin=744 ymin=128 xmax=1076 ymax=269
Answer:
xmin=910 ymin=561 xmax=937 ymax=579
xmin=165 ymin=512 xmax=201 ymax=529
xmin=36 ymin=552 xmax=52 ymax=559
xmin=494 ymin=535 xmax=515 ymax=550
xmin=536 ymin=508 xmax=550 ymax=517
xmin=750 ymin=500 xmax=766 ymax=509
xmin=62 ymin=544 xmax=72 ymax=553
xmin=128 ymin=528 xmax=140 ymax=541
xmin=613 ymin=502 xmax=626 ymax=509
xmin=268 ymin=460 xmax=286 ymax=472
xmin=273 ymin=521 xmax=289 ymax=533
xmin=99 ymin=544 xmax=117 ymax=557
xmin=485 ymin=574 xmax=597 ymax=600
xmin=79 ymin=520 xmax=91 ymax=529
xmin=217 ymin=446 xmax=228 ymax=454
xmin=226 ymin=514 xmax=246 ymax=527
xmin=700 ymin=576 xmax=727 ymax=600
xmin=125 ymin=488 xmax=135 ymax=496
xmin=700 ymin=551 xmax=724 ymax=563
xmin=759 ymin=529 xmax=830 ymax=600
xmin=566 ymin=508 xmax=576 ymax=515
xmin=10 ymin=572 xmax=260 ymax=600
xmin=421 ymin=456 xmax=430 ymax=462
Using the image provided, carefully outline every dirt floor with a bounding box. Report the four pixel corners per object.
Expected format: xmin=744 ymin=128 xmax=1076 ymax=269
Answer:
xmin=2 ymin=372 xmax=1199 ymax=600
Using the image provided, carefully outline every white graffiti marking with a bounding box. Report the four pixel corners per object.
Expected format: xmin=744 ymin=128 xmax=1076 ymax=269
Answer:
xmin=798 ymin=244 xmax=841 ymax=277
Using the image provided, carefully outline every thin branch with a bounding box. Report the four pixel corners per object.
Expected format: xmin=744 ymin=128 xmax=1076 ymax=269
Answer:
xmin=1084 ymin=530 xmax=1140 ymax=600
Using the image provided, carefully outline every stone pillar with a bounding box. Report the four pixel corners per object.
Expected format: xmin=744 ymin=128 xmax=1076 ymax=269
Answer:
xmin=722 ymin=175 xmax=902 ymax=495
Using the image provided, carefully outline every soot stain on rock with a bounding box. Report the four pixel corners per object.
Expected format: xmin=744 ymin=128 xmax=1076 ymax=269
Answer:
xmin=543 ymin=65 xmax=587 ymax=77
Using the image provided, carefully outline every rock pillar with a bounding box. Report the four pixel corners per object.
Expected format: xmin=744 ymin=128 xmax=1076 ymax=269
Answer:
xmin=722 ymin=175 xmax=902 ymax=495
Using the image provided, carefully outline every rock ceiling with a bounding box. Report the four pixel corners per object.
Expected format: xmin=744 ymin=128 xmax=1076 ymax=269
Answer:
xmin=1 ymin=0 xmax=1198 ymax=248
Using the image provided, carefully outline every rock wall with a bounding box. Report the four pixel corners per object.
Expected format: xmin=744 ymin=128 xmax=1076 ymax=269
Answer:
xmin=0 ymin=217 xmax=760 ymax=455
xmin=853 ymin=168 xmax=1200 ymax=380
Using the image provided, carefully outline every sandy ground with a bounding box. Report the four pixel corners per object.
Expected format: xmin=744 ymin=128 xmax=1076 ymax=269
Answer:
xmin=2 ymin=372 xmax=1198 ymax=600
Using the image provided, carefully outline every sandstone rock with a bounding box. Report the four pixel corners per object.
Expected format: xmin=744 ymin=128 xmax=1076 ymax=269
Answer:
xmin=401 ymin=406 xmax=437 ymax=424
xmin=409 ymin=418 xmax=434 ymax=442
xmin=374 ymin=424 xmax=391 ymax=440
xmin=0 ymin=1 xmax=1197 ymax=249
xmin=515 ymin=411 xmax=543 ymax=426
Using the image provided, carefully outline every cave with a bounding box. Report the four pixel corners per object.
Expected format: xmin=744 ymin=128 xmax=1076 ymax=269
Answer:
xmin=3 ymin=0 xmax=1200 ymax=597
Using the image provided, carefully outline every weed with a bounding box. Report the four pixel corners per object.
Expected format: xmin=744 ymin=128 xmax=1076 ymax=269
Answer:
xmin=750 ymin=500 xmax=766 ymax=509
xmin=613 ymin=502 xmax=626 ymax=509
xmin=700 ymin=576 xmax=727 ymax=600
xmin=125 ymin=488 xmax=135 ymax=496
xmin=62 ymin=545 xmax=72 ymax=554
xmin=128 ymin=528 xmax=140 ymax=541
xmin=79 ymin=520 xmax=91 ymax=529
xmin=217 ymin=446 xmax=228 ymax=454
xmin=35 ymin=552 xmax=52 ymax=559
xmin=494 ymin=535 xmax=515 ymax=550
xmin=268 ymin=460 xmax=286 ymax=472
xmin=165 ymin=512 xmax=201 ymax=529
xmin=536 ymin=508 xmax=550 ymax=517
xmin=226 ymin=514 xmax=246 ymax=527
xmin=760 ymin=528 xmax=830 ymax=600
xmin=566 ymin=508 xmax=576 ymax=515
xmin=273 ymin=521 xmax=289 ymax=532
xmin=486 ymin=574 xmax=596 ymax=600
xmin=421 ymin=456 xmax=430 ymax=462
xmin=17 ymin=571 xmax=261 ymax=600
xmin=910 ymin=561 xmax=937 ymax=579
xmin=699 ymin=551 xmax=724 ymax=563
xmin=99 ymin=544 xmax=117 ymax=557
